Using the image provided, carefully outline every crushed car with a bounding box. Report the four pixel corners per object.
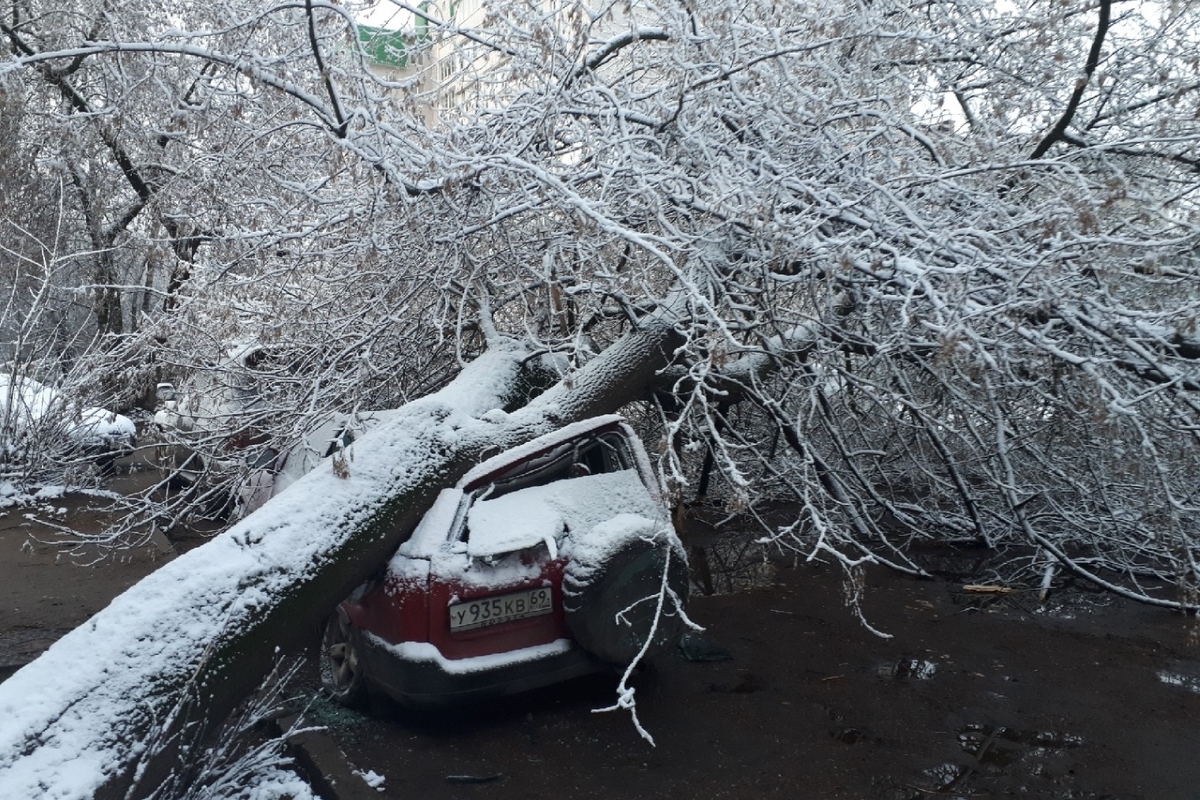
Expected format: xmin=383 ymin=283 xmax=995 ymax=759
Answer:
xmin=320 ymin=415 xmax=690 ymax=708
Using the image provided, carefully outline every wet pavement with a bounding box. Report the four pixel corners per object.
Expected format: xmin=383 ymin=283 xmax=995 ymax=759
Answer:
xmin=4 ymin=475 xmax=1200 ymax=799
xmin=0 ymin=459 xmax=175 ymax=680
xmin=290 ymin=557 xmax=1200 ymax=800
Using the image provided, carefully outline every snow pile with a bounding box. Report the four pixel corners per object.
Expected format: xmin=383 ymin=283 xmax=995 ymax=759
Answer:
xmin=0 ymin=484 xmax=112 ymax=511
xmin=214 ymin=765 xmax=318 ymax=800
xmin=0 ymin=373 xmax=135 ymax=452
xmin=0 ymin=482 xmax=24 ymax=508
xmin=466 ymin=469 xmax=663 ymax=559
xmin=352 ymin=768 xmax=386 ymax=792
xmin=0 ymin=373 xmax=58 ymax=420
xmin=71 ymin=406 xmax=137 ymax=447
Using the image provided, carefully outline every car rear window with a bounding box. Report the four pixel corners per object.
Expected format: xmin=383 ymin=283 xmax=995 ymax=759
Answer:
xmin=480 ymin=431 xmax=635 ymax=500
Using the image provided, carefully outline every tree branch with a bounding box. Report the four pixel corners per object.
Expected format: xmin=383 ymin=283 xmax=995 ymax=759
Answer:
xmin=567 ymin=29 xmax=670 ymax=86
xmin=306 ymin=0 xmax=348 ymax=138
xmin=1029 ymin=0 xmax=1111 ymax=159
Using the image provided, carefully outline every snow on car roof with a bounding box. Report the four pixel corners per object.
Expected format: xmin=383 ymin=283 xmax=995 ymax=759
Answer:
xmin=0 ymin=373 xmax=135 ymax=443
xmin=0 ymin=374 xmax=59 ymax=418
xmin=466 ymin=469 xmax=662 ymax=559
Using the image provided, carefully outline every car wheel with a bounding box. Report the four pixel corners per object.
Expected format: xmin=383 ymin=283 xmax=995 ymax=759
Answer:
xmin=563 ymin=518 xmax=690 ymax=665
xmin=320 ymin=609 xmax=368 ymax=707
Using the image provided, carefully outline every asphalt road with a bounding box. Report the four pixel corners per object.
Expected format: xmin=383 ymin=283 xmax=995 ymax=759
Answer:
xmin=294 ymin=557 xmax=1200 ymax=800
xmin=5 ymin=466 xmax=1200 ymax=800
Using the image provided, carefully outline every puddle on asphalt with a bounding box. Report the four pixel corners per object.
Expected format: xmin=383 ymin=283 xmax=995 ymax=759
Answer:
xmin=946 ymin=583 xmax=1119 ymax=622
xmin=888 ymin=723 xmax=1086 ymax=799
xmin=1031 ymin=591 xmax=1117 ymax=620
xmin=877 ymin=657 xmax=938 ymax=680
xmin=1157 ymin=671 xmax=1200 ymax=693
xmin=947 ymin=586 xmax=1025 ymax=613
xmin=957 ymin=723 xmax=1083 ymax=769
xmin=920 ymin=761 xmax=966 ymax=790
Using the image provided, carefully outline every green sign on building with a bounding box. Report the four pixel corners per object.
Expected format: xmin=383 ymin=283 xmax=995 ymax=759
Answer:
xmin=358 ymin=25 xmax=413 ymax=68
xmin=357 ymin=5 xmax=432 ymax=69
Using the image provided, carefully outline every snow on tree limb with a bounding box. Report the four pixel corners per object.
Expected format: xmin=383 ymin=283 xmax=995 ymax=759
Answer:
xmin=0 ymin=320 xmax=682 ymax=800
xmin=4 ymin=5 xmax=1200 ymax=788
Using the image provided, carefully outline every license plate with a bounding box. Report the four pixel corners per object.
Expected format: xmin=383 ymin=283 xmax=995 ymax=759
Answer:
xmin=449 ymin=587 xmax=553 ymax=632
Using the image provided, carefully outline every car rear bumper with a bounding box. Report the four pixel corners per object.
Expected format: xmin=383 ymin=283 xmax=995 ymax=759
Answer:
xmin=359 ymin=632 xmax=608 ymax=708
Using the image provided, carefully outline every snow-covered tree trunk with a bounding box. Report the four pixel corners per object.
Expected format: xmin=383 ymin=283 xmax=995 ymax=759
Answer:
xmin=0 ymin=319 xmax=682 ymax=800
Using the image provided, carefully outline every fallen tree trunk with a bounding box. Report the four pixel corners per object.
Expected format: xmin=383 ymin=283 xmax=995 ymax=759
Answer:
xmin=0 ymin=319 xmax=682 ymax=799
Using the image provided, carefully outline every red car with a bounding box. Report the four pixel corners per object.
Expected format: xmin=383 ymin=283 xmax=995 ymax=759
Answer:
xmin=319 ymin=415 xmax=690 ymax=708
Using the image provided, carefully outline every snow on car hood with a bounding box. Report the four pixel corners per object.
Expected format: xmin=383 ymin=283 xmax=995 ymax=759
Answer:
xmin=0 ymin=374 xmax=134 ymax=446
xmin=73 ymin=406 xmax=136 ymax=445
xmin=466 ymin=469 xmax=665 ymax=559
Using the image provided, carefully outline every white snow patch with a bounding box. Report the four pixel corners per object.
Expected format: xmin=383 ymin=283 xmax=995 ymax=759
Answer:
xmin=353 ymin=768 xmax=386 ymax=792
xmin=562 ymin=512 xmax=666 ymax=567
xmin=429 ymin=546 xmax=546 ymax=587
xmin=466 ymin=470 xmax=662 ymax=559
xmin=0 ymin=373 xmax=135 ymax=451
xmin=368 ymin=634 xmax=574 ymax=674
xmin=223 ymin=765 xmax=319 ymax=800
xmin=386 ymin=554 xmax=432 ymax=588
xmin=397 ymin=487 xmax=463 ymax=559
xmin=74 ymin=406 xmax=137 ymax=445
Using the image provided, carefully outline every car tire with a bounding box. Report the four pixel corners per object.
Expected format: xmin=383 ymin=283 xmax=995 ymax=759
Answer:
xmin=563 ymin=519 xmax=690 ymax=665
xmin=319 ymin=609 xmax=369 ymax=707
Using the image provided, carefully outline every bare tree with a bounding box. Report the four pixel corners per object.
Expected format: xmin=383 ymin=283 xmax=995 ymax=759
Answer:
xmin=3 ymin=0 xmax=1198 ymax=627
xmin=1 ymin=0 xmax=1200 ymax=792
